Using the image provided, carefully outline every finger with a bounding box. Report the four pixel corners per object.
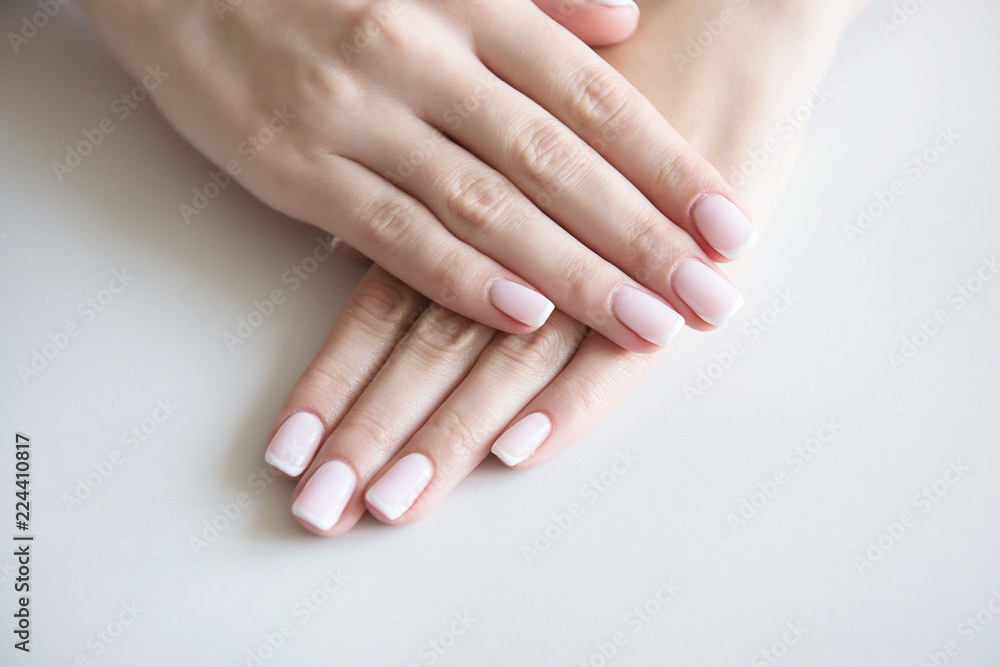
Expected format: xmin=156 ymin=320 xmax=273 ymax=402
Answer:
xmin=329 ymin=235 xmax=371 ymax=264
xmin=364 ymin=117 xmax=686 ymax=352
xmin=362 ymin=311 xmax=587 ymax=524
xmin=262 ymin=266 xmax=426 ymax=478
xmin=424 ymin=69 xmax=744 ymax=331
xmin=532 ymin=0 xmax=640 ymax=47
xmin=491 ymin=331 xmax=662 ymax=468
xmin=474 ymin=2 xmax=761 ymax=264
xmin=289 ymin=304 xmax=496 ymax=535
xmin=309 ymin=153 xmax=555 ymax=334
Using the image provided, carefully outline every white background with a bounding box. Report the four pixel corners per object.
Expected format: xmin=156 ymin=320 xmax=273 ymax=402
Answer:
xmin=2 ymin=0 xmax=999 ymax=665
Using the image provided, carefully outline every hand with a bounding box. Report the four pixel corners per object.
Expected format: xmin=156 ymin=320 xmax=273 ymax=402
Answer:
xmin=265 ymin=0 xmax=864 ymax=533
xmin=79 ymin=0 xmax=754 ymax=353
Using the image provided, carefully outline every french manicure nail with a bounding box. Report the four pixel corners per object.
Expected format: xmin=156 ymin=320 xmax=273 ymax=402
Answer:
xmin=491 ymin=413 xmax=552 ymax=467
xmin=264 ymin=412 xmax=325 ymax=477
xmin=591 ymin=0 xmax=640 ymax=12
xmin=672 ymin=258 xmax=744 ymax=326
xmin=291 ymin=460 xmax=357 ymax=531
xmin=612 ymin=286 xmax=685 ymax=346
xmin=489 ymin=279 xmax=555 ymax=328
xmin=365 ymin=453 xmax=434 ymax=521
xmin=692 ymin=194 xmax=758 ymax=260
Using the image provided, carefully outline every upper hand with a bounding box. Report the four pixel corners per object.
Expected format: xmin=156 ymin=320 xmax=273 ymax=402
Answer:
xmin=83 ymin=0 xmax=755 ymax=353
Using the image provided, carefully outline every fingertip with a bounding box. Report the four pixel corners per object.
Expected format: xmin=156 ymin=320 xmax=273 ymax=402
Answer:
xmin=548 ymin=0 xmax=640 ymax=47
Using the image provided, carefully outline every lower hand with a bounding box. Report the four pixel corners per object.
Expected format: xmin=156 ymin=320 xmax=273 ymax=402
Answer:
xmin=265 ymin=0 xmax=862 ymax=534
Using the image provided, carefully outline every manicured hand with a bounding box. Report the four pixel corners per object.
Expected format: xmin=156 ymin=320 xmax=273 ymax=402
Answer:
xmin=80 ymin=0 xmax=755 ymax=353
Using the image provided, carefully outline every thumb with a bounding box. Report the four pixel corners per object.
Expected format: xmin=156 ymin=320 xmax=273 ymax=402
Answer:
xmin=533 ymin=0 xmax=640 ymax=47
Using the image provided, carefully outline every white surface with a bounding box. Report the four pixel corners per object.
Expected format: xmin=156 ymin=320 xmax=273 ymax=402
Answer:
xmin=2 ymin=1 xmax=999 ymax=665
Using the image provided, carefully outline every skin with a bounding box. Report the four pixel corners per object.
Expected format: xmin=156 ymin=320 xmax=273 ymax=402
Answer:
xmin=273 ymin=0 xmax=871 ymax=535
xmin=78 ymin=0 xmax=750 ymax=354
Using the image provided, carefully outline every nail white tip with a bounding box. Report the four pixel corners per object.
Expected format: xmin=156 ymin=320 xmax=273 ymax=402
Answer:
xmin=591 ymin=0 xmax=640 ymax=12
xmin=640 ymin=315 xmax=686 ymax=347
xmin=701 ymin=293 xmax=745 ymax=327
xmin=291 ymin=503 xmax=337 ymax=531
xmin=364 ymin=490 xmax=405 ymax=521
xmin=265 ymin=451 xmax=307 ymax=478
xmin=522 ymin=298 xmax=555 ymax=329
xmin=491 ymin=444 xmax=529 ymax=468
xmin=718 ymin=229 xmax=760 ymax=260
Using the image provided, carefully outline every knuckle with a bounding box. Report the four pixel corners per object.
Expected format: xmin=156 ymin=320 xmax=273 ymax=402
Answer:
xmin=557 ymin=255 xmax=596 ymax=302
xmin=492 ymin=320 xmax=582 ymax=376
xmin=361 ymin=197 xmax=419 ymax=249
xmin=512 ymin=118 xmax=584 ymax=187
xmin=402 ymin=306 xmax=487 ymax=363
xmin=562 ymin=352 xmax=645 ymax=417
xmin=626 ymin=213 xmax=690 ymax=279
xmin=652 ymin=147 xmax=706 ymax=199
xmin=344 ymin=406 xmax=401 ymax=455
xmin=298 ymin=360 xmax=356 ymax=411
xmin=562 ymin=374 xmax=609 ymax=417
xmin=340 ymin=1 xmax=414 ymax=62
xmin=433 ymin=411 xmax=484 ymax=457
xmin=430 ymin=249 xmax=479 ymax=308
xmin=443 ymin=172 xmax=519 ymax=237
xmin=567 ymin=65 xmax=634 ymax=137
xmin=347 ymin=277 xmax=420 ymax=330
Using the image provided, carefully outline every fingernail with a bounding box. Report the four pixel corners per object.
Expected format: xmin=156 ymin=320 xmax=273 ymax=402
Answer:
xmin=692 ymin=195 xmax=758 ymax=260
xmin=365 ymin=453 xmax=434 ymax=520
xmin=591 ymin=0 xmax=640 ymax=13
xmin=264 ymin=412 xmax=325 ymax=477
xmin=489 ymin=279 xmax=555 ymax=328
xmin=491 ymin=413 xmax=552 ymax=467
xmin=291 ymin=460 xmax=357 ymax=531
xmin=612 ymin=286 xmax=685 ymax=346
xmin=672 ymin=258 xmax=744 ymax=326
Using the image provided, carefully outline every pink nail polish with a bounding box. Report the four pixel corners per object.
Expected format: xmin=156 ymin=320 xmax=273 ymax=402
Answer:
xmin=264 ymin=412 xmax=325 ymax=477
xmin=365 ymin=453 xmax=434 ymax=520
xmin=491 ymin=413 xmax=552 ymax=467
xmin=591 ymin=0 xmax=640 ymax=12
xmin=612 ymin=286 xmax=685 ymax=346
xmin=691 ymin=195 xmax=759 ymax=259
xmin=672 ymin=258 xmax=744 ymax=326
xmin=489 ymin=279 xmax=555 ymax=328
xmin=291 ymin=460 xmax=357 ymax=531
